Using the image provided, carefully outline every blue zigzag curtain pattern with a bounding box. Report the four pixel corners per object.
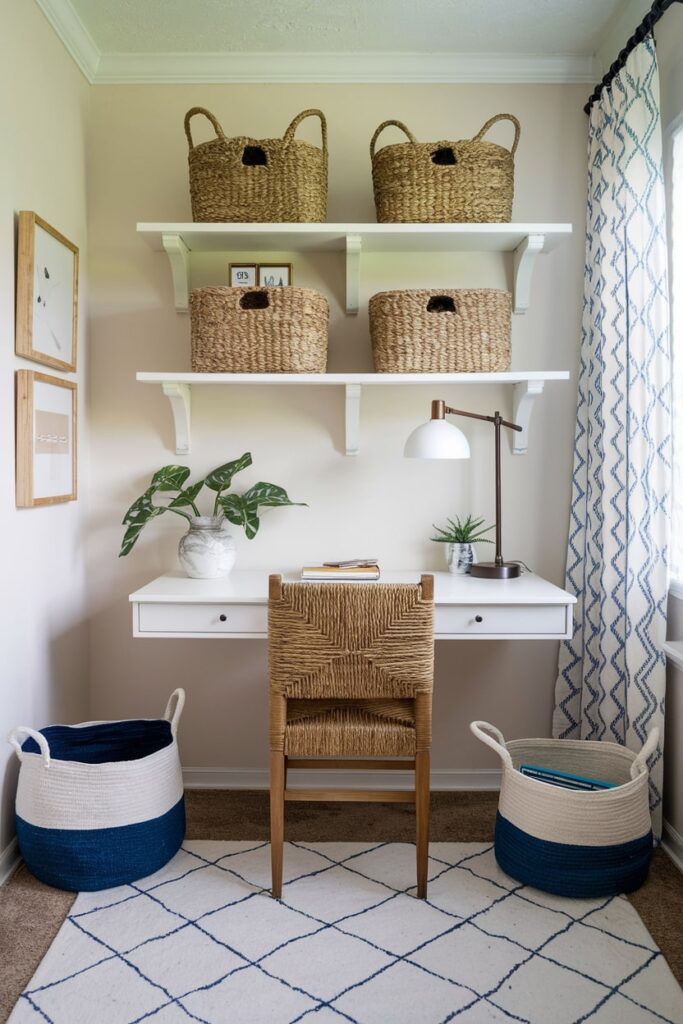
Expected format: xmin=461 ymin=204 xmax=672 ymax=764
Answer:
xmin=553 ymin=36 xmax=671 ymax=838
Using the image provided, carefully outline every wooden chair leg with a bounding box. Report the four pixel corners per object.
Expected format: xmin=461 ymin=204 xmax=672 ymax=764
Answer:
xmin=415 ymin=750 xmax=430 ymax=899
xmin=270 ymin=751 xmax=285 ymax=898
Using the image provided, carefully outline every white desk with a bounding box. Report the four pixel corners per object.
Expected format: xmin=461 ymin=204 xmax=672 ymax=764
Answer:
xmin=129 ymin=571 xmax=575 ymax=641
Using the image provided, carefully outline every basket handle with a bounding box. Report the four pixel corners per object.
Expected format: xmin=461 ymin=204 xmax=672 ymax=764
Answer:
xmin=370 ymin=120 xmax=418 ymax=160
xmin=8 ymin=727 xmax=51 ymax=768
xmin=630 ymin=726 xmax=660 ymax=779
xmin=470 ymin=721 xmax=513 ymax=769
xmin=164 ymin=689 xmax=186 ymax=737
xmin=184 ymin=107 xmax=227 ymax=152
xmin=282 ymin=109 xmax=328 ymax=158
xmin=471 ymin=114 xmax=521 ymax=157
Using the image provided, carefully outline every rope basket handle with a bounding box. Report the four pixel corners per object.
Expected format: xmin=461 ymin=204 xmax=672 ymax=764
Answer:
xmin=470 ymin=721 xmax=513 ymax=769
xmin=164 ymin=688 xmax=186 ymax=737
xmin=630 ymin=726 xmax=660 ymax=779
xmin=282 ymin=109 xmax=328 ymax=158
xmin=184 ymin=107 xmax=227 ymax=151
xmin=8 ymin=727 xmax=51 ymax=768
xmin=471 ymin=114 xmax=521 ymax=157
xmin=370 ymin=120 xmax=419 ymax=160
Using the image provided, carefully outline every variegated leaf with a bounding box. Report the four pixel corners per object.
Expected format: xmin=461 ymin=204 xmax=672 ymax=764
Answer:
xmin=150 ymin=465 xmax=191 ymax=492
xmin=242 ymin=481 xmax=306 ymax=508
xmin=204 ymin=452 xmax=252 ymax=492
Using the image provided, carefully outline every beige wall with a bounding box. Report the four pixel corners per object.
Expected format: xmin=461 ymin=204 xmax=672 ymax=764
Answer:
xmin=0 ymin=0 xmax=90 ymax=859
xmin=86 ymin=83 xmax=587 ymax=779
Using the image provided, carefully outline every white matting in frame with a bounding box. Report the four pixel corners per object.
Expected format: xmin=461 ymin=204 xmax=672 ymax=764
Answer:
xmin=16 ymin=212 xmax=79 ymax=372
xmin=16 ymin=371 xmax=77 ymax=507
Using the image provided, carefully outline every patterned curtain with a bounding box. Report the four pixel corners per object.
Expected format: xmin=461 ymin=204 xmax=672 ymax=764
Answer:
xmin=554 ymin=36 xmax=671 ymax=838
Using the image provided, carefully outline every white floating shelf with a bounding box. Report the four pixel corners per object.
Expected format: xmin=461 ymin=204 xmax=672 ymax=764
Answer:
xmin=137 ymin=371 xmax=570 ymax=458
xmin=137 ymin=222 xmax=572 ymax=316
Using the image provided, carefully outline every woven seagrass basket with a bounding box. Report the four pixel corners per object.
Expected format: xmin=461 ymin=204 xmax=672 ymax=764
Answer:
xmin=369 ymin=289 xmax=511 ymax=373
xmin=370 ymin=114 xmax=520 ymax=223
xmin=8 ymin=690 xmax=186 ymax=892
xmin=185 ymin=107 xmax=328 ymax=222
xmin=471 ymin=721 xmax=658 ymax=898
xmin=191 ymin=286 xmax=329 ymax=373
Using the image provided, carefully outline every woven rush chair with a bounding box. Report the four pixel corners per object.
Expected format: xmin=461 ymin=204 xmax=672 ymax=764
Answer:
xmin=268 ymin=574 xmax=434 ymax=899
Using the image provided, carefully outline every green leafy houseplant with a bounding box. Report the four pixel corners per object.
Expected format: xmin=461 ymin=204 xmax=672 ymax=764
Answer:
xmin=119 ymin=452 xmax=304 ymax=557
xmin=431 ymin=515 xmax=495 ymax=545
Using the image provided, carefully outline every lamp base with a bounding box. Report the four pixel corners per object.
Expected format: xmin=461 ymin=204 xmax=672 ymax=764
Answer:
xmin=470 ymin=561 xmax=521 ymax=580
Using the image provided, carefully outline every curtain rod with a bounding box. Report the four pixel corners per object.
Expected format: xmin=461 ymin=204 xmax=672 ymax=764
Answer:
xmin=584 ymin=0 xmax=682 ymax=114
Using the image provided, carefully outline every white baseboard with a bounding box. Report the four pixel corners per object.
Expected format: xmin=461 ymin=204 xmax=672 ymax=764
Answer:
xmin=662 ymin=820 xmax=683 ymax=873
xmin=0 ymin=838 xmax=21 ymax=886
xmin=183 ymin=767 xmax=502 ymax=792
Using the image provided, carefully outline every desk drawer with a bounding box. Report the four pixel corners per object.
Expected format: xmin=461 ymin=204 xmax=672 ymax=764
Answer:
xmin=136 ymin=602 xmax=266 ymax=636
xmin=435 ymin=603 xmax=568 ymax=637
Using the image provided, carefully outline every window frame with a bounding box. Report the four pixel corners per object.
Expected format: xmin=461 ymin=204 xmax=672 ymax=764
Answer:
xmin=667 ymin=110 xmax=683 ymax=596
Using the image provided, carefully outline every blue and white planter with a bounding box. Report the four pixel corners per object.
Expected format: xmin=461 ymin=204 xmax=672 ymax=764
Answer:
xmin=446 ymin=542 xmax=477 ymax=575
xmin=471 ymin=721 xmax=658 ymax=898
xmin=8 ymin=690 xmax=186 ymax=892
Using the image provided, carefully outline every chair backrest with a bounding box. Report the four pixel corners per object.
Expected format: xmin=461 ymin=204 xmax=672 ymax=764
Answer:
xmin=268 ymin=575 xmax=434 ymax=700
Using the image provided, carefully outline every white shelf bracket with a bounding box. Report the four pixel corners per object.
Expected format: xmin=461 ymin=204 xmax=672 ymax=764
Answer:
xmin=345 ymin=234 xmax=362 ymax=315
xmin=512 ymin=379 xmax=544 ymax=455
xmin=512 ymin=233 xmax=545 ymax=314
xmin=345 ymin=383 xmax=361 ymax=456
xmin=162 ymin=233 xmax=190 ymax=313
xmin=162 ymin=382 xmax=192 ymax=455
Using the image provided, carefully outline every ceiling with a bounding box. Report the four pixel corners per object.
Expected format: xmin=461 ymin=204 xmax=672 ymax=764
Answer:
xmin=35 ymin=0 xmax=630 ymax=84
xmin=67 ymin=0 xmax=623 ymax=56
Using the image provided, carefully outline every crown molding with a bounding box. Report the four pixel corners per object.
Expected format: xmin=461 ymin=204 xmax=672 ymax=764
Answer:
xmin=34 ymin=0 xmax=100 ymax=83
xmin=95 ymin=50 xmax=598 ymax=86
xmin=32 ymin=0 xmax=599 ymax=87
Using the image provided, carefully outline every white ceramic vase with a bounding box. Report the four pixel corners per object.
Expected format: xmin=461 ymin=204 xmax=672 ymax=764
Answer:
xmin=446 ymin=542 xmax=477 ymax=575
xmin=178 ymin=516 xmax=236 ymax=579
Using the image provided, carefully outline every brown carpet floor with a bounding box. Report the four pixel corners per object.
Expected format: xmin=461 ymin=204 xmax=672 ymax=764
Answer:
xmin=1 ymin=790 xmax=682 ymax=1021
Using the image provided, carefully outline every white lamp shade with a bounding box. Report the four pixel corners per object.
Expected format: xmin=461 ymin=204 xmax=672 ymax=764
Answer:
xmin=404 ymin=418 xmax=471 ymax=459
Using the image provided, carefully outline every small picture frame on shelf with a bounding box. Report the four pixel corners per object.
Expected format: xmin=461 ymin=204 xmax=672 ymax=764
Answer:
xmin=258 ymin=263 xmax=292 ymax=287
xmin=16 ymin=370 xmax=77 ymax=507
xmin=15 ymin=211 xmax=79 ymax=373
xmin=229 ymin=263 xmax=257 ymax=287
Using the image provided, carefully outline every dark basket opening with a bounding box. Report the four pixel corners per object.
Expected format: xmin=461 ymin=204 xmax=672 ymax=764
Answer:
xmin=431 ymin=147 xmax=457 ymax=166
xmin=426 ymin=295 xmax=457 ymax=313
xmin=242 ymin=145 xmax=268 ymax=166
xmin=239 ymin=291 xmax=270 ymax=310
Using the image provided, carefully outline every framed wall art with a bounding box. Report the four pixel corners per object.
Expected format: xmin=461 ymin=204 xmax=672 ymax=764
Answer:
xmin=229 ymin=263 xmax=257 ymax=287
xmin=15 ymin=211 xmax=79 ymax=373
xmin=258 ymin=263 xmax=292 ymax=287
xmin=16 ymin=370 xmax=77 ymax=507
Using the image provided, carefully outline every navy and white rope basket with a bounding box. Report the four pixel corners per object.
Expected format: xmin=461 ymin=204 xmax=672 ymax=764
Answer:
xmin=8 ymin=689 xmax=186 ymax=892
xmin=471 ymin=720 xmax=658 ymax=898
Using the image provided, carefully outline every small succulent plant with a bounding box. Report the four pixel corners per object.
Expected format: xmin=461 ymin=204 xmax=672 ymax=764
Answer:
xmin=431 ymin=515 xmax=495 ymax=545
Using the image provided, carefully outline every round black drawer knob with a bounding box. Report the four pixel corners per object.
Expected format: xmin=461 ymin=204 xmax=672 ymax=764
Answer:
xmin=475 ymin=615 xmax=483 ymax=623
xmin=219 ymin=614 xmax=227 ymax=622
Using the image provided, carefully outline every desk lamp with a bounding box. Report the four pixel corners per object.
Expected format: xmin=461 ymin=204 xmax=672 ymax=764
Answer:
xmin=404 ymin=399 xmax=523 ymax=580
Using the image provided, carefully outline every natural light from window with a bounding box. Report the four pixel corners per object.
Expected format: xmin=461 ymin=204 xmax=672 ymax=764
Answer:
xmin=671 ymin=122 xmax=683 ymax=588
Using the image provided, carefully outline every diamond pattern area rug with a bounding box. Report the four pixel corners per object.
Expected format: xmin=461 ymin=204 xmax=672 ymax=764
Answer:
xmin=8 ymin=842 xmax=683 ymax=1024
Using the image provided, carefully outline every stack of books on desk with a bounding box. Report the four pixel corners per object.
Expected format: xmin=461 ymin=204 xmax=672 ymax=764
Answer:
xmin=301 ymin=560 xmax=380 ymax=581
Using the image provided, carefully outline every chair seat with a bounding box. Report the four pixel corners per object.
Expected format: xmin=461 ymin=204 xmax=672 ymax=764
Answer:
xmin=285 ymin=699 xmax=416 ymax=757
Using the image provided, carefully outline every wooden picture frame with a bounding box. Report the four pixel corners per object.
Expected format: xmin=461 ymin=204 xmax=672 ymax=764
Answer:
xmin=16 ymin=371 xmax=77 ymax=507
xmin=258 ymin=263 xmax=293 ymax=287
xmin=15 ymin=211 xmax=79 ymax=373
